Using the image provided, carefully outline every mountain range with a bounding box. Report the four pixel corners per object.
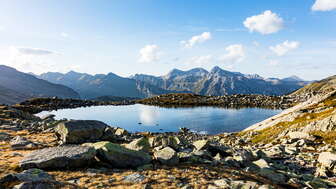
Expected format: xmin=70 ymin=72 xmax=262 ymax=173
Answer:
xmin=39 ymin=66 xmax=308 ymax=99
xmin=0 ymin=65 xmax=79 ymax=105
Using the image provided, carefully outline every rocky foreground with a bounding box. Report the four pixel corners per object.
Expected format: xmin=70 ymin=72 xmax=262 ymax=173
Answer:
xmin=1 ymin=97 xmax=336 ymax=189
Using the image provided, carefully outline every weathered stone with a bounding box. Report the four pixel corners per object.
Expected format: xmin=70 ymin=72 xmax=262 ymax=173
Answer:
xmin=252 ymin=159 xmax=270 ymax=169
xmin=125 ymin=137 xmax=150 ymax=152
xmin=258 ymin=168 xmax=287 ymax=184
xmin=55 ymin=120 xmax=108 ymax=144
xmin=192 ymin=140 xmax=209 ymax=151
xmin=213 ymin=178 xmax=230 ymax=188
xmin=10 ymin=136 xmax=37 ymax=150
xmin=88 ymin=141 xmax=151 ymax=168
xmin=13 ymin=180 xmax=78 ymax=189
xmin=288 ymin=132 xmax=315 ymax=141
xmin=19 ymin=145 xmax=96 ymax=170
xmin=154 ymin=146 xmax=179 ymax=165
xmin=230 ymin=180 xmax=259 ymax=189
xmin=115 ymin=127 xmax=128 ymax=136
xmin=0 ymin=132 xmax=10 ymax=141
xmin=318 ymin=152 xmax=336 ymax=168
xmin=123 ymin=173 xmax=146 ymax=183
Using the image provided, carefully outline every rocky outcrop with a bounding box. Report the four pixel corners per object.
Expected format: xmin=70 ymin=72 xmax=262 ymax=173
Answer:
xmin=138 ymin=93 xmax=294 ymax=109
xmin=55 ymin=120 xmax=109 ymax=144
xmin=19 ymin=145 xmax=96 ymax=170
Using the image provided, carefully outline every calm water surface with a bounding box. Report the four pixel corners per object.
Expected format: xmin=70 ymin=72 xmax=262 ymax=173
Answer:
xmin=37 ymin=104 xmax=281 ymax=135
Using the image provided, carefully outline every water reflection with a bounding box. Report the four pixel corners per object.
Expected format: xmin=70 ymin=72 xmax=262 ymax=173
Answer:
xmin=36 ymin=104 xmax=281 ymax=134
xmin=139 ymin=106 xmax=159 ymax=125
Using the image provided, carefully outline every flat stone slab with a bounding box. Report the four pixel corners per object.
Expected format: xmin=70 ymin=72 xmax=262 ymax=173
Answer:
xmin=19 ymin=145 xmax=96 ymax=170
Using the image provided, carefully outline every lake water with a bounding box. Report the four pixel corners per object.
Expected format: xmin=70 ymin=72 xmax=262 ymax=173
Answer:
xmin=37 ymin=104 xmax=281 ymax=135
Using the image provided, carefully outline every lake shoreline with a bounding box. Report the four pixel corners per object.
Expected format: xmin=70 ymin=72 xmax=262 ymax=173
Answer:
xmin=10 ymin=93 xmax=299 ymax=114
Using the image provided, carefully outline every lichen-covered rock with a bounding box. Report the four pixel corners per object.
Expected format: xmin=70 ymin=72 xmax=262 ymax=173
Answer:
xmin=88 ymin=141 xmax=151 ymax=168
xmin=154 ymin=146 xmax=179 ymax=165
xmin=55 ymin=120 xmax=108 ymax=144
xmin=19 ymin=145 xmax=96 ymax=170
xmin=125 ymin=137 xmax=150 ymax=152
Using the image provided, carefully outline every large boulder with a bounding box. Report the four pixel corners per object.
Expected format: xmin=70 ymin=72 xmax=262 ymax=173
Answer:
xmin=154 ymin=146 xmax=179 ymax=165
xmin=88 ymin=141 xmax=151 ymax=168
xmin=19 ymin=145 xmax=96 ymax=170
xmin=55 ymin=120 xmax=108 ymax=144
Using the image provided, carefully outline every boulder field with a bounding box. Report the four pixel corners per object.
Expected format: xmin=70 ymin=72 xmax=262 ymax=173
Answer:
xmin=1 ymin=102 xmax=336 ymax=188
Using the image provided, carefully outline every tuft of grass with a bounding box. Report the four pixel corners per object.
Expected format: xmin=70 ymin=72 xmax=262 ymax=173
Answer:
xmin=310 ymin=131 xmax=336 ymax=145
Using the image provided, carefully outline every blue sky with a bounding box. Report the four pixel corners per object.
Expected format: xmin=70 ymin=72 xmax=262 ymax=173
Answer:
xmin=0 ymin=0 xmax=335 ymax=80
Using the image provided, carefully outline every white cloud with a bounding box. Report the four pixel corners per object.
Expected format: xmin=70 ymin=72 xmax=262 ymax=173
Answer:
xmin=243 ymin=10 xmax=284 ymax=35
xmin=219 ymin=44 xmax=245 ymax=63
xmin=138 ymin=44 xmax=160 ymax=63
xmin=10 ymin=46 xmax=55 ymax=56
xmin=186 ymin=55 xmax=213 ymax=66
xmin=270 ymin=41 xmax=300 ymax=56
xmin=269 ymin=59 xmax=279 ymax=66
xmin=5 ymin=46 xmax=58 ymax=74
xmin=181 ymin=32 xmax=211 ymax=48
xmin=312 ymin=0 xmax=336 ymax=11
xmin=61 ymin=32 xmax=69 ymax=38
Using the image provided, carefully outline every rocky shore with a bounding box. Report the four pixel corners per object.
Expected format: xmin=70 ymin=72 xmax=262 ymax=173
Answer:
xmin=11 ymin=97 xmax=136 ymax=114
xmin=8 ymin=93 xmax=301 ymax=115
xmin=137 ymin=93 xmax=297 ymax=109
xmin=1 ymin=103 xmax=336 ymax=188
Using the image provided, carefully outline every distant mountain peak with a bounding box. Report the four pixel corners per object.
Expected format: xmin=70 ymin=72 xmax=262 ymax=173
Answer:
xmin=282 ymin=75 xmax=304 ymax=82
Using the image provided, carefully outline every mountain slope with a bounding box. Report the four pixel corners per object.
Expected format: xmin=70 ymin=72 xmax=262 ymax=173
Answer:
xmin=132 ymin=66 xmax=308 ymax=96
xmin=242 ymin=75 xmax=336 ymax=144
xmin=0 ymin=65 xmax=80 ymax=104
xmin=39 ymin=71 xmax=179 ymax=99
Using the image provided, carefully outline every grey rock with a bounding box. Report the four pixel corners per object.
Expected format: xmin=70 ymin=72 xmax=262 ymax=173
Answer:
xmin=19 ymin=145 xmax=96 ymax=169
xmin=0 ymin=132 xmax=10 ymax=141
xmin=88 ymin=141 xmax=151 ymax=168
xmin=123 ymin=173 xmax=146 ymax=183
xmin=55 ymin=120 xmax=108 ymax=144
xmin=125 ymin=137 xmax=150 ymax=152
xmin=13 ymin=180 xmax=78 ymax=189
xmin=10 ymin=136 xmax=37 ymax=150
xmin=318 ymin=152 xmax=336 ymax=168
xmin=154 ymin=146 xmax=179 ymax=165
xmin=192 ymin=140 xmax=209 ymax=151
xmin=213 ymin=178 xmax=230 ymax=188
xmin=288 ymin=132 xmax=315 ymax=141
xmin=258 ymin=168 xmax=287 ymax=184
